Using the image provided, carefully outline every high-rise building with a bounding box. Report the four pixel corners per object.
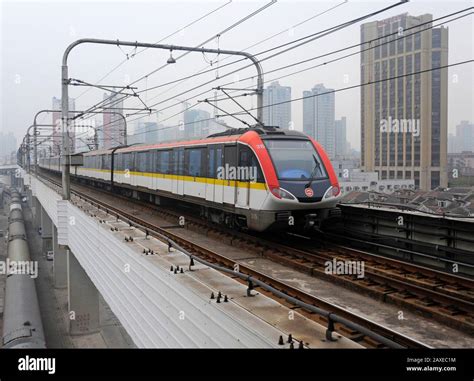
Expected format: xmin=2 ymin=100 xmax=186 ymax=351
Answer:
xmin=263 ymin=81 xmax=292 ymax=129
xmin=102 ymin=92 xmax=125 ymax=149
xmin=0 ymin=131 xmax=17 ymax=157
xmin=455 ymin=120 xmax=474 ymax=153
xmin=360 ymin=13 xmax=448 ymax=190
xmin=52 ymin=96 xmax=76 ymax=155
xmin=448 ymin=133 xmax=456 ymax=154
xmin=130 ymin=122 xmax=159 ymax=145
xmin=183 ymin=109 xmax=210 ymax=139
xmin=303 ymin=84 xmax=335 ymax=158
xmin=335 ymin=117 xmax=348 ymax=157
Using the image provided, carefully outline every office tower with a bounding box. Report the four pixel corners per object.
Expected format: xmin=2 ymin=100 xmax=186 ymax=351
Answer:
xmin=102 ymin=92 xmax=126 ymax=149
xmin=360 ymin=13 xmax=448 ymax=190
xmin=0 ymin=131 xmax=17 ymax=156
xmin=303 ymin=84 xmax=335 ymax=158
xmin=262 ymin=81 xmax=292 ymax=129
xmin=183 ymin=109 xmax=210 ymax=139
xmin=131 ymin=122 xmax=159 ymax=145
xmin=52 ymin=96 xmax=76 ymax=155
xmin=335 ymin=117 xmax=348 ymax=157
xmin=455 ymin=120 xmax=474 ymax=153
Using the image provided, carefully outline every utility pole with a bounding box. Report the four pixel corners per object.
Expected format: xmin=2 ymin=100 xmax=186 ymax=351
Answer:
xmin=61 ymin=38 xmax=263 ymax=200
xmin=29 ymin=109 xmax=126 ymax=184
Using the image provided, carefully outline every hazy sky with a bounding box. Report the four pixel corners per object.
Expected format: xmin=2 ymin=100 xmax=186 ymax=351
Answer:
xmin=1 ymin=0 xmax=473 ymax=150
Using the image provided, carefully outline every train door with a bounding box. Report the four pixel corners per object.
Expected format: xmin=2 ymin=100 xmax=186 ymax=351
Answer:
xmin=172 ymin=148 xmax=184 ymax=196
xmin=205 ymin=146 xmax=215 ymax=202
xmin=223 ymin=145 xmax=236 ymax=204
xmin=206 ymin=145 xmax=224 ymax=203
xmin=236 ymin=144 xmax=251 ymax=209
xmin=130 ymin=152 xmax=137 ymax=187
xmin=151 ymin=150 xmax=157 ymax=191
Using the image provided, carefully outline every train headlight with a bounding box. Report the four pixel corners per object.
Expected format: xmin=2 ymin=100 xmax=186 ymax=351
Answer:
xmin=270 ymin=187 xmax=296 ymax=200
xmin=323 ymin=185 xmax=341 ymax=199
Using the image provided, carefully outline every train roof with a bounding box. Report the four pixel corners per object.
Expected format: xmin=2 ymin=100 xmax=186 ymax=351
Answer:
xmin=82 ymin=126 xmax=309 ymax=156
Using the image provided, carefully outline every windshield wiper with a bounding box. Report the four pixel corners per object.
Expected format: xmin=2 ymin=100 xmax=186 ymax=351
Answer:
xmin=305 ymin=155 xmax=321 ymax=189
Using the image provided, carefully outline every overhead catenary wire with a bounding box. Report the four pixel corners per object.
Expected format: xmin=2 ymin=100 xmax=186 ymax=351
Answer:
xmin=73 ymin=0 xmax=233 ymax=101
xmin=140 ymin=7 xmax=474 ymax=118
xmin=210 ymin=9 xmax=474 ymax=103
xmin=110 ymin=59 xmax=473 ymax=140
xmin=74 ymin=4 xmax=471 ymax=146
xmin=71 ymin=1 xmax=237 ymax=117
xmin=227 ymin=60 xmax=474 ymax=116
xmin=78 ymin=0 xmax=400 ymax=127
xmin=79 ymin=1 xmax=277 ymax=120
xmin=144 ymin=0 xmax=349 ymax=102
xmin=76 ymin=7 xmax=472 ymax=143
xmin=133 ymin=0 xmax=404 ymax=104
xmin=121 ymin=0 xmax=408 ymax=120
xmin=71 ymin=2 xmax=280 ymax=143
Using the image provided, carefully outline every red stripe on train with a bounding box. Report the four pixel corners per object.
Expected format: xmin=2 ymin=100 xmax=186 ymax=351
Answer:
xmin=309 ymin=138 xmax=339 ymax=189
xmin=239 ymin=131 xmax=279 ymax=191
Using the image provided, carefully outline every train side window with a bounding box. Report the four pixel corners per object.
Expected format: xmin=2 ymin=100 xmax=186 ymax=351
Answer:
xmin=119 ymin=153 xmax=123 ymax=171
xmin=238 ymin=146 xmax=250 ymax=181
xmin=176 ymin=149 xmax=184 ymax=176
xmin=131 ymin=152 xmax=136 ymax=172
xmin=208 ymin=147 xmax=216 ymax=178
xmin=169 ymin=150 xmax=175 ymax=175
xmin=208 ymin=146 xmax=223 ymax=179
xmin=185 ymin=148 xmax=204 ymax=177
xmin=131 ymin=153 xmax=136 ymax=172
xmin=172 ymin=148 xmax=178 ymax=175
xmin=103 ymin=154 xmax=111 ymax=170
xmin=224 ymin=145 xmax=237 ymax=171
xmin=250 ymin=154 xmax=264 ymax=183
xmin=239 ymin=145 xmax=264 ymax=182
xmin=114 ymin=153 xmax=122 ymax=171
xmin=216 ymin=146 xmax=223 ymax=177
xmin=161 ymin=151 xmax=170 ymax=174
xmin=155 ymin=151 xmax=161 ymax=173
xmin=137 ymin=152 xmax=147 ymax=172
xmin=123 ymin=153 xmax=131 ymax=171
xmin=146 ymin=151 xmax=153 ymax=173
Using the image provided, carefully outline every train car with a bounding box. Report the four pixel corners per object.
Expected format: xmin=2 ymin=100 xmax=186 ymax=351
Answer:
xmin=40 ymin=127 xmax=342 ymax=231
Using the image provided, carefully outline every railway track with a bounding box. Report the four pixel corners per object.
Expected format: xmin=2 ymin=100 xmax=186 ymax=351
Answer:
xmin=39 ymin=172 xmax=474 ymax=336
xmin=36 ymin=172 xmax=431 ymax=348
xmin=248 ymin=233 xmax=474 ymax=334
xmin=70 ymin=178 xmax=474 ymax=335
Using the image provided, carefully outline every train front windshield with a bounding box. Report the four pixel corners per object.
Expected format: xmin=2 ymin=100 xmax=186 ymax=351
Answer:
xmin=264 ymin=139 xmax=327 ymax=181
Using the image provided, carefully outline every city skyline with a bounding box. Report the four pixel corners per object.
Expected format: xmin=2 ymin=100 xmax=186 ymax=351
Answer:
xmin=1 ymin=1 xmax=472 ymax=154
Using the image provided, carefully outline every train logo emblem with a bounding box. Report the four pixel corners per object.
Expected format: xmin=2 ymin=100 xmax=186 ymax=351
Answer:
xmin=304 ymin=187 xmax=314 ymax=197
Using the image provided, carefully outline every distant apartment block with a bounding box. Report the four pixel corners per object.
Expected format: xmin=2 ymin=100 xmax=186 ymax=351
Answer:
xmin=0 ymin=131 xmax=17 ymax=157
xmin=183 ymin=109 xmax=210 ymax=140
xmin=102 ymin=92 xmax=126 ymax=149
xmin=52 ymin=96 xmax=76 ymax=154
xmin=303 ymin=83 xmax=335 ymax=158
xmin=262 ymin=81 xmax=292 ymax=129
xmin=450 ymin=120 xmax=474 ymax=153
xmin=360 ymin=13 xmax=448 ymax=190
xmin=335 ymin=117 xmax=349 ymax=157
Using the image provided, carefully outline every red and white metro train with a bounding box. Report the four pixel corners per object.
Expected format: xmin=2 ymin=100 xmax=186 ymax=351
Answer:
xmin=39 ymin=126 xmax=342 ymax=231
